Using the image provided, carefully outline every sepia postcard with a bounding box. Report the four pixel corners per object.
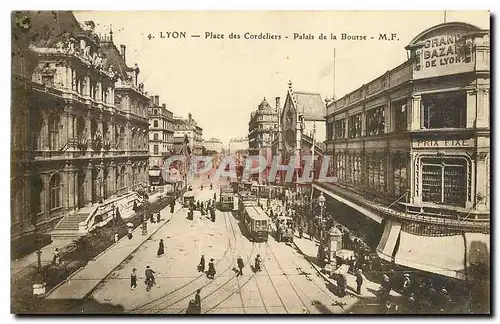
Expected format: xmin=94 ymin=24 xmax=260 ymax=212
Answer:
xmin=10 ymin=10 xmax=490 ymax=315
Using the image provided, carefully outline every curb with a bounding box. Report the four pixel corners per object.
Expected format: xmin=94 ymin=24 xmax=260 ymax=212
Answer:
xmin=46 ymin=206 xmax=183 ymax=299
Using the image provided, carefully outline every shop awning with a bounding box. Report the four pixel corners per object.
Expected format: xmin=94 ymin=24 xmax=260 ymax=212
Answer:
xmin=394 ymin=231 xmax=466 ymax=280
xmin=149 ymin=170 xmax=162 ymax=177
xmin=376 ymin=220 xmax=401 ymax=262
xmin=312 ymin=183 xmax=384 ymax=223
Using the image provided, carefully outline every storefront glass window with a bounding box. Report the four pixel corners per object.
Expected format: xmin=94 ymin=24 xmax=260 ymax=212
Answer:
xmin=422 ymin=91 xmax=466 ymax=129
xmin=366 ymin=106 xmax=385 ymax=136
xmin=393 ymin=99 xmax=407 ymax=132
xmin=348 ymin=113 xmax=362 ymax=138
xmin=334 ymin=119 xmax=346 ymax=139
xmin=421 ymin=158 xmax=467 ymax=207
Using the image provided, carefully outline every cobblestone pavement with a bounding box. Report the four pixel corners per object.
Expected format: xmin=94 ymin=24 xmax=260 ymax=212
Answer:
xmin=89 ymin=184 xmax=368 ymax=314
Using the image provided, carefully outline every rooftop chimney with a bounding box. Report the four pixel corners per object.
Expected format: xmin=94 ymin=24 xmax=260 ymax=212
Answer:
xmin=150 ymin=95 xmax=154 ymax=103
xmin=154 ymin=95 xmax=160 ymax=105
xmin=120 ymin=45 xmax=126 ymax=62
xmin=275 ymin=97 xmax=280 ymax=111
xmin=162 ymin=104 xmax=166 ymax=109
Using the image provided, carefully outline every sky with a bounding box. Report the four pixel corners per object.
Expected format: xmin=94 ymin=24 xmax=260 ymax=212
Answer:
xmin=74 ymin=11 xmax=489 ymax=144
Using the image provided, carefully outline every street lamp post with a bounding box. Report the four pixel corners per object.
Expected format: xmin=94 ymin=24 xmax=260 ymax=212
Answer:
xmin=142 ymin=195 xmax=149 ymax=235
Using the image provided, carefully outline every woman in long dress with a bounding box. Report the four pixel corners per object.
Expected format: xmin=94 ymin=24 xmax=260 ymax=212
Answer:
xmin=157 ymin=239 xmax=165 ymax=257
xmin=207 ymin=258 xmax=216 ymax=279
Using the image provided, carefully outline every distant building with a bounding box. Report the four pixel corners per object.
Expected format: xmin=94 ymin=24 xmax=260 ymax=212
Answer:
xmin=248 ymin=98 xmax=279 ymax=155
xmin=228 ymin=137 xmax=249 ymax=155
xmin=148 ymin=95 xmax=174 ymax=168
xmin=271 ymin=81 xmax=326 ymax=184
xmin=204 ymin=138 xmax=223 ymax=153
xmin=173 ymin=114 xmax=204 ymax=155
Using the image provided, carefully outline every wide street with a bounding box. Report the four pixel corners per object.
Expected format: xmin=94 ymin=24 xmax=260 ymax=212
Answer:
xmin=89 ymin=181 xmax=358 ymax=314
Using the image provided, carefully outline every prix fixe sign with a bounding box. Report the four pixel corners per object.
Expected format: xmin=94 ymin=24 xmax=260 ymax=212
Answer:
xmin=413 ymin=138 xmax=473 ymax=148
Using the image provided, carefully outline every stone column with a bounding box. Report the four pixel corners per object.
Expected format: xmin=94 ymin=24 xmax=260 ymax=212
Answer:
xmin=85 ymin=111 xmax=92 ymax=152
xmin=475 ymin=89 xmax=489 ymax=128
xmin=466 ymin=89 xmax=477 ymax=128
xmin=40 ymin=110 xmax=49 ymax=151
xmin=409 ymin=95 xmax=421 ymax=130
xmin=474 ymin=152 xmax=489 ymax=212
xmin=361 ymin=105 xmax=367 ymax=137
xmin=67 ymin=167 xmax=76 ymax=210
xmin=384 ymin=98 xmax=392 ymax=134
xmin=108 ymin=161 xmax=116 ymax=197
xmin=126 ymin=159 xmax=132 ymax=191
xmin=42 ymin=173 xmax=50 ymax=221
xmin=98 ymin=161 xmax=105 ymax=201
xmin=85 ymin=163 xmax=93 ymax=205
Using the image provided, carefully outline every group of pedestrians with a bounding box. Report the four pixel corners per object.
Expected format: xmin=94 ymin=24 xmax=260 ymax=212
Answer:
xmin=197 ymin=255 xmax=217 ymax=279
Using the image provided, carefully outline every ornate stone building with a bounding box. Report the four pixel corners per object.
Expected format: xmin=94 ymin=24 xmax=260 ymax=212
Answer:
xmin=11 ymin=11 xmax=149 ymax=248
xmin=320 ymin=22 xmax=490 ymax=280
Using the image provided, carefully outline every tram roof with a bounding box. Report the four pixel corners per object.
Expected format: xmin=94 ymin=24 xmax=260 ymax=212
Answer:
xmin=245 ymin=206 xmax=269 ymax=221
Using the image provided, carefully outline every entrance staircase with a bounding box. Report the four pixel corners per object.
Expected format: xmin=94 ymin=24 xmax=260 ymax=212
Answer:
xmin=51 ymin=206 xmax=95 ymax=239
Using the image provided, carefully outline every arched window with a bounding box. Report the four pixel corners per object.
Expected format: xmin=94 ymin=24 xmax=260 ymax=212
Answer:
xmin=154 ymin=120 xmax=158 ymax=128
xmin=154 ymin=133 xmax=159 ymax=141
xmin=49 ymin=115 xmax=60 ymax=150
xmin=50 ymin=173 xmax=62 ymax=210
xmin=153 ymin=109 xmax=158 ymax=116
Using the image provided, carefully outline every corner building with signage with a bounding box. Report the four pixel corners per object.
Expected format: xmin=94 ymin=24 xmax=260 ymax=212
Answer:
xmin=320 ymin=22 xmax=490 ymax=287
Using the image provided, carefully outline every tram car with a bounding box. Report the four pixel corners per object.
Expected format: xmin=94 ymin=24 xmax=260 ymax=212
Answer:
xmin=243 ymin=205 xmax=269 ymax=242
xmin=219 ymin=185 xmax=235 ymax=211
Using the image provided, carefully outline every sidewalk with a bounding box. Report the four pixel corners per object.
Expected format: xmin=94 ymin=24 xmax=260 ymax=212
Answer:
xmin=12 ymin=191 xmax=169 ymax=277
xmin=46 ymin=204 xmax=183 ymax=300
xmin=292 ymin=234 xmax=401 ymax=300
xmin=11 ymin=239 xmax=73 ymax=278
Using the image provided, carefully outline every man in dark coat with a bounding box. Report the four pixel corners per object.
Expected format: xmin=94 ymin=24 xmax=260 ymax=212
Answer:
xmin=236 ymin=256 xmax=244 ymax=277
xmin=170 ymin=200 xmax=175 ymax=214
xmin=356 ymin=269 xmax=364 ymax=295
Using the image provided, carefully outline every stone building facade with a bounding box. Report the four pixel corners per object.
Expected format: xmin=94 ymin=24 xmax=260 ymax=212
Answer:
xmin=320 ymin=22 xmax=490 ymax=280
xmin=248 ymin=98 xmax=279 ymax=156
xmin=11 ymin=11 xmax=149 ymax=247
xmin=148 ymin=95 xmax=174 ymax=168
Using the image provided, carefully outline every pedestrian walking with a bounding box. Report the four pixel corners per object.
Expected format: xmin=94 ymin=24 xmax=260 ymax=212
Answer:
xmin=194 ymin=289 xmax=202 ymax=314
xmin=207 ymin=258 xmax=216 ymax=279
xmin=52 ymin=248 xmax=60 ymax=266
xmin=127 ymin=228 xmax=133 ymax=240
xmin=114 ymin=232 xmax=119 ymax=244
xmin=356 ymin=269 xmax=364 ymax=295
xmin=157 ymin=239 xmax=165 ymax=257
xmin=130 ymin=268 xmax=137 ymax=290
xmin=298 ymin=224 xmax=303 ymax=239
xmin=156 ymin=212 xmax=161 ymax=223
xmin=236 ymin=255 xmax=244 ymax=277
xmin=198 ymin=255 xmax=206 ymax=272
